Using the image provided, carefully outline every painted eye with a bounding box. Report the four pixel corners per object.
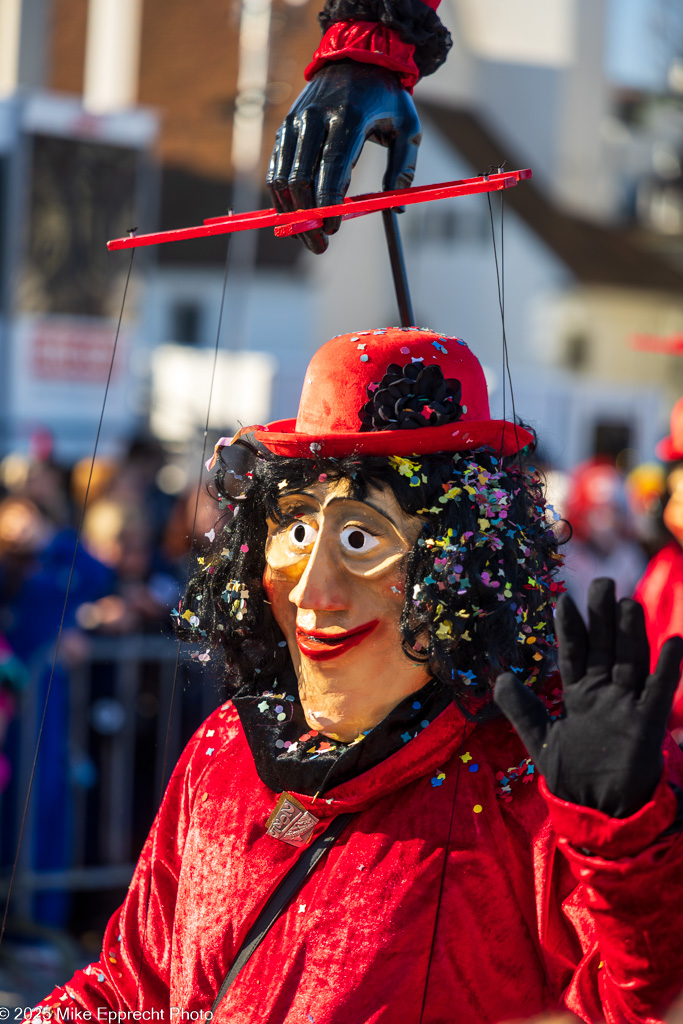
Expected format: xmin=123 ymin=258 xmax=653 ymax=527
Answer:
xmin=288 ymin=521 xmax=316 ymax=548
xmin=340 ymin=527 xmax=379 ymax=553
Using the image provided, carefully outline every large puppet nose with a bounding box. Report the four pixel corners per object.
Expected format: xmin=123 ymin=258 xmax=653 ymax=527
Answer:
xmin=288 ymin=534 xmax=348 ymax=616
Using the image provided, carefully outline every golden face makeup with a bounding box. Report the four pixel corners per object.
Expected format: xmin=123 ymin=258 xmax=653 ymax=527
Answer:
xmin=263 ymin=477 xmax=430 ymax=741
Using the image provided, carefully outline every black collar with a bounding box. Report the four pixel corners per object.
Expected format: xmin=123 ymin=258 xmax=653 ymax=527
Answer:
xmin=232 ymin=670 xmax=454 ymax=796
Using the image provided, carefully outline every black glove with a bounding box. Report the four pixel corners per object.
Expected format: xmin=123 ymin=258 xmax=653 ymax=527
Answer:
xmin=267 ymin=61 xmax=421 ymax=254
xmin=494 ymin=578 xmax=683 ymax=819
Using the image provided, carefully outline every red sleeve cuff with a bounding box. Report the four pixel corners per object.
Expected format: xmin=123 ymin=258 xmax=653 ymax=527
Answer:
xmin=304 ymin=22 xmax=420 ymax=91
xmin=540 ymin=774 xmax=678 ymax=860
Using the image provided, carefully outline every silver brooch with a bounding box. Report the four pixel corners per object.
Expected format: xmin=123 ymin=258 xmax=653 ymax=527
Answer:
xmin=266 ymin=792 xmax=320 ymax=847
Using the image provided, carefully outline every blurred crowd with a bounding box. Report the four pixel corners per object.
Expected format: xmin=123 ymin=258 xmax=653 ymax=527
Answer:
xmin=552 ymin=402 xmax=683 ymax=740
xmin=1 ymin=434 xmax=194 ymax=653
xmin=0 ymin=431 xmax=220 ymax=926
xmin=0 ymin=431 xmax=223 ymax=662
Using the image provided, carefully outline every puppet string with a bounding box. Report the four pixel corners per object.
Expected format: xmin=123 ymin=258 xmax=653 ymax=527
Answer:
xmin=133 ymin=229 xmax=233 ymax=1009
xmin=0 ymin=248 xmax=136 ymax=952
xmin=156 ymin=226 xmax=234 ymax=809
xmin=487 ymin=184 xmax=521 ymax=463
xmin=487 ymin=176 xmax=507 ymax=454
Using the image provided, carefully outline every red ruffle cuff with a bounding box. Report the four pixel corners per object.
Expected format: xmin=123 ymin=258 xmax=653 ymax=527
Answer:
xmin=540 ymin=773 xmax=678 ymax=860
xmin=304 ymin=21 xmax=421 ymax=91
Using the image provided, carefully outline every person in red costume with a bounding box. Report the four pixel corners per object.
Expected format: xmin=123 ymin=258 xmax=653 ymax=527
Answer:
xmin=267 ymin=0 xmax=449 ymax=251
xmin=34 ymin=328 xmax=683 ymax=1022
xmin=562 ymin=459 xmax=646 ymax=619
xmin=635 ymin=397 xmax=683 ymax=741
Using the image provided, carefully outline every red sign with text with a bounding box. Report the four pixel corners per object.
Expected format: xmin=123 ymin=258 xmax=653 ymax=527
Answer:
xmin=29 ymin=320 xmax=121 ymax=383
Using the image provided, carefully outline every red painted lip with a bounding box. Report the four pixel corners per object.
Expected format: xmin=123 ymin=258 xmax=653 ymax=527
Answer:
xmin=295 ymin=620 xmax=379 ymax=661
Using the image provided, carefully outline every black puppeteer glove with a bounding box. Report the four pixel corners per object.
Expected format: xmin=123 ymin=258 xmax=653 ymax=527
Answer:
xmin=494 ymin=578 xmax=683 ymax=819
xmin=267 ymin=62 xmax=421 ymax=254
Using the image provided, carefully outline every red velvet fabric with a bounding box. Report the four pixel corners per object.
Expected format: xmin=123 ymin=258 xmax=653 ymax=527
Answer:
xmin=304 ymin=0 xmax=443 ymax=91
xmin=634 ymin=541 xmax=683 ymax=731
xmin=304 ymin=22 xmax=421 ymax=90
xmin=36 ymin=702 xmax=683 ymax=1023
xmin=255 ymin=329 xmax=534 ymax=459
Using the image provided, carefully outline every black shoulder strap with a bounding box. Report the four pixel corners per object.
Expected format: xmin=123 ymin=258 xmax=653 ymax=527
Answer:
xmin=211 ymin=812 xmax=355 ymax=1015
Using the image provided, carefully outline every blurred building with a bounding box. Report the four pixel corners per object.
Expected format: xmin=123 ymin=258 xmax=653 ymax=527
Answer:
xmin=412 ymin=0 xmax=683 ymax=470
xmin=0 ymin=0 xmax=682 ymax=469
xmin=0 ymin=93 xmax=157 ymax=459
xmin=0 ymin=0 xmax=315 ymax=462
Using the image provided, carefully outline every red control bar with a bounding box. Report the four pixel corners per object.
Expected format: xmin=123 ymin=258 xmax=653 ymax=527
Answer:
xmin=632 ymin=333 xmax=683 ymax=355
xmin=107 ymin=169 xmax=532 ymax=251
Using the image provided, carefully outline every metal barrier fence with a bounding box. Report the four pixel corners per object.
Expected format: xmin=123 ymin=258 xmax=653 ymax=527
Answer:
xmin=1 ymin=634 xmax=227 ymax=920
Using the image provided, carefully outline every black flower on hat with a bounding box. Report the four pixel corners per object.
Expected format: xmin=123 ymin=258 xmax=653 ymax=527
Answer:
xmin=358 ymin=361 xmax=464 ymax=432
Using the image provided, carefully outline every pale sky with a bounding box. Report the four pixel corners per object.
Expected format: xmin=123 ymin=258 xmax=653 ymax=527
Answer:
xmin=606 ymin=0 xmax=680 ymax=89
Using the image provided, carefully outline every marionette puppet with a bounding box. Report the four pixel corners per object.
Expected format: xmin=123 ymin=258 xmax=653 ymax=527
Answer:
xmin=32 ymin=3 xmax=683 ymax=1021
xmin=32 ymin=326 xmax=683 ymax=1022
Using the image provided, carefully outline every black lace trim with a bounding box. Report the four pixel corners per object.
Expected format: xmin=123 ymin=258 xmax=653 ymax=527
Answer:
xmin=358 ymin=361 xmax=463 ymax=431
xmin=232 ymin=671 xmax=454 ymax=796
xmin=318 ymin=0 xmax=452 ymax=78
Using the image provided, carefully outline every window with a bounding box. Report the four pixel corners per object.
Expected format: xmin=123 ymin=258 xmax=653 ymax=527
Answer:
xmin=170 ymin=301 xmax=202 ymax=345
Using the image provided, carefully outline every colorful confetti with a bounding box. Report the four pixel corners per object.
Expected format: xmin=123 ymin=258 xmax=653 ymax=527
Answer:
xmin=496 ymin=758 xmax=535 ymax=802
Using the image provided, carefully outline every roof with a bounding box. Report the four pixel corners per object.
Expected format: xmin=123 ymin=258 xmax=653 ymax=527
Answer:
xmin=418 ymin=100 xmax=683 ymax=294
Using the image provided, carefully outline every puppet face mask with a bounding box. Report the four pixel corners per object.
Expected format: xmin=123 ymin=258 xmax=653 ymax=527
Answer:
xmin=263 ymin=477 xmax=431 ymax=740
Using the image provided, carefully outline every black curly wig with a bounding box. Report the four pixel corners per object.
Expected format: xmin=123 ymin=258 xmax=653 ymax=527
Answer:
xmin=174 ymin=440 xmax=564 ymax=720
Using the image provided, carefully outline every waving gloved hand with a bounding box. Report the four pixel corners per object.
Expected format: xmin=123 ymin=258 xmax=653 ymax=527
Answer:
xmin=267 ymin=61 xmax=421 ymax=254
xmin=494 ymin=578 xmax=683 ymax=819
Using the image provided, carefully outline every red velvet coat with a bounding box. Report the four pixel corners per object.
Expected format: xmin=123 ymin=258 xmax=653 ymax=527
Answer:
xmin=38 ymin=700 xmax=683 ymax=1023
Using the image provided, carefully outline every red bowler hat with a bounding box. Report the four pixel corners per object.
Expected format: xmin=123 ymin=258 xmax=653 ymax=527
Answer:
xmin=656 ymin=397 xmax=683 ymax=462
xmin=255 ymin=327 xmax=533 ymax=458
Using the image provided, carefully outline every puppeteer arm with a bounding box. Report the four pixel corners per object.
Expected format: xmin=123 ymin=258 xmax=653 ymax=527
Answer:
xmin=495 ymin=579 xmax=683 ymax=1019
xmin=32 ymin=723 xmax=214 ymax=1018
xmin=267 ymin=0 xmax=451 ymax=253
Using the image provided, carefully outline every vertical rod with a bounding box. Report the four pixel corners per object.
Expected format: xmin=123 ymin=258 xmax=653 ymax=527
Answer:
xmin=381 ymin=208 xmax=414 ymax=328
